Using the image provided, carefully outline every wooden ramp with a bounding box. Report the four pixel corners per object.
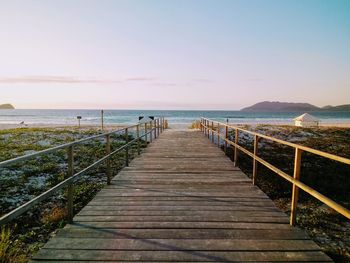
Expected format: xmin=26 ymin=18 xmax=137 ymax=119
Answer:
xmin=32 ymin=129 xmax=331 ymax=262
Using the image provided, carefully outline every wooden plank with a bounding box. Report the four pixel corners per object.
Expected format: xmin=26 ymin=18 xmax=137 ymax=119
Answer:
xmin=44 ymin=237 xmax=320 ymax=250
xmin=73 ymin=215 xmax=290 ymax=223
xmin=77 ymin=211 xmax=286 ymax=217
xmin=78 ymin=208 xmax=280 ymax=214
xmin=86 ymin=201 xmax=276 ymax=208
xmin=56 ymin=228 xmax=309 ymax=239
xmin=64 ymin=222 xmax=293 ymax=229
xmin=86 ymin=201 xmax=278 ymax=207
xmin=90 ymin=196 xmax=272 ymax=201
xmin=33 ymin=250 xmax=331 ymax=262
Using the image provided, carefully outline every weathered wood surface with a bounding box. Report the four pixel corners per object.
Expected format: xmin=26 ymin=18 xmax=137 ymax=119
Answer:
xmin=31 ymin=130 xmax=331 ymax=262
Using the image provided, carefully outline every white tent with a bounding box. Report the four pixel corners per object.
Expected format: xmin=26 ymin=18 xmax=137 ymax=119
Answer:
xmin=293 ymin=113 xmax=320 ymax=127
xmin=139 ymin=116 xmax=154 ymax=124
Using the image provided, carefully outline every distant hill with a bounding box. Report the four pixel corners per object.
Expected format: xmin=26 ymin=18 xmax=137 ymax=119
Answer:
xmin=241 ymin=101 xmax=350 ymax=112
xmin=0 ymin=103 xmax=15 ymax=109
xmin=241 ymin=101 xmax=319 ymax=112
xmin=322 ymin=104 xmax=350 ymax=111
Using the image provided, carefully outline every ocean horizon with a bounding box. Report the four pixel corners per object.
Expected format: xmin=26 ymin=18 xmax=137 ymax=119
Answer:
xmin=0 ymin=109 xmax=350 ymax=125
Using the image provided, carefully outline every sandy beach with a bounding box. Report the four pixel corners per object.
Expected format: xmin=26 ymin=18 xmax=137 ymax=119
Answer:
xmin=1 ymin=121 xmax=350 ymax=131
xmin=0 ymin=123 xmax=126 ymax=131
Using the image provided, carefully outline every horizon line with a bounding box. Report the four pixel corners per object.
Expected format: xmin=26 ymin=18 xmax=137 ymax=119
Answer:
xmin=7 ymin=107 xmax=243 ymax=111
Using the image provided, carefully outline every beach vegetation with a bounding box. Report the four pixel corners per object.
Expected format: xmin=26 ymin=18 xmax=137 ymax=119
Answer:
xmin=189 ymin=121 xmax=201 ymax=129
xmin=0 ymin=227 xmax=26 ymax=263
xmin=0 ymin=127 xmax=146 ymax=261
xmin=226 ymin=125 xmax=350 ymax=261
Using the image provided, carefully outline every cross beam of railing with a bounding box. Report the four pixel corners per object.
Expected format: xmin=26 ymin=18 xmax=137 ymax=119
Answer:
xmin=0 ymin=117 xmax=166 ymax=226
xmin=200 ymin=117 xmax=350 ymax=226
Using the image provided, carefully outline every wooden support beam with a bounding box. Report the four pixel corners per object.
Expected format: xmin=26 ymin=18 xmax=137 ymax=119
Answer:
xmin=106 ymin=134 xmax=111 ymax=185
xmin=234 ymin=129 xmax=239 ymax=166
xmin=67 ymin=145 xmax=74 ymax=223
xmin=290 ymin=148 xmax=302 ymax=225
xmin=125 ymin=128 xmax=129 ymax=167
xmin=136 ymin=125 xmax=141 ymax=155
xmin=252 ymin=135 xmax=259 ymax=185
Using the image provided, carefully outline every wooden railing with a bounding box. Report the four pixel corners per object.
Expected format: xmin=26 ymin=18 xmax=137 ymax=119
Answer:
xmin=200 ymin=117 xmax=350 ymax=225
xmin=0 ymin=117 xmax=166 ymax=226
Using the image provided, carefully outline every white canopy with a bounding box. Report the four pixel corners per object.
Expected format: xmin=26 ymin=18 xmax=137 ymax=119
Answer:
xmin=293 ymin=113 xmax=319 ymax=122
xmin=139 ymin=116 xmax=154 ymax=123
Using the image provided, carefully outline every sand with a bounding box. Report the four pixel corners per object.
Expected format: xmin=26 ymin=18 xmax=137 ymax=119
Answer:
xmin=1 ymin=121 xmax=350 ymax=131
xmin=0 ymin=123 xmax=126 ymax=131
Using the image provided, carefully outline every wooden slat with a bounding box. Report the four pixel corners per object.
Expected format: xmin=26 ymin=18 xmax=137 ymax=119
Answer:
xmin=44 ymin=237 xmax=320 ymax=250
xmin=33 ymin=250 xmax=331 ymax=262
xmin=72 ymin=215 xmax=290 ymax=223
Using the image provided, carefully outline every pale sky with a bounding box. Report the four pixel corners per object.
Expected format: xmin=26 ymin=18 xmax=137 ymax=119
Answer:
xmin=0 ymin=0 xmax=349 ymax=110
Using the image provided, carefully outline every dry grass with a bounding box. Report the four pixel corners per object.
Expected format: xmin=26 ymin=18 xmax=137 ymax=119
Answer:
xmin=189 ymin=121 xmax=201 ymax=129
xmin=0 ymin=227 xmax=26 ymax=263
xmin=41 ymin=206 xmax=67 ymax=224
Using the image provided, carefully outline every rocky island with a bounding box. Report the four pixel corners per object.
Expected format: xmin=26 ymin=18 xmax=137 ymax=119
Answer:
xmin=0 ymin=103 xmax=15 ymax=109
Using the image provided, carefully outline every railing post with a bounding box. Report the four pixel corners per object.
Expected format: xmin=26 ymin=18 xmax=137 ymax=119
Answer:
xmin=150 ymin=121 xmax=153 ymax=142
xmin=145 ymin=123 xmax=148 ymax=142
xmin=154 ymin=120 xmax=157 ymax=139
xmin=106 ymin=134 xmax=111 ymax=185
xmin=290 ymin=148 xmax=302 ymax=226
xmin=225 ymin=125 xmax=228 ymax=153
xmin=136 ymin=125 xmax=141 ymax=155
xmin=202 ymin=119 xmax=205 ymax=134
xmin=234 ymin=129 xmax=239 ymax=166
xmin=156 ymin=119 xmax=159 ymax=137
xmin=217 ymin=123 xmax=220 ymax=147
xmin=125 ymin=128 xmax=129 ymax=166
xmin=67 ymin=145 xmax=74 ymax=223
xmin=202 ymin=118 xmax=205 ymax=133
xmin=252 ymin=135 xmax=259 ymax=185
xmin=207 ymin=120 xmax=210 ymax=139
xmin=211 ymin=121 xmax=214 ymax=143
xmin=101 ymin=110 xmax=104 ymax=131
xmin=157 ymin=119 xmax=160 ymax=136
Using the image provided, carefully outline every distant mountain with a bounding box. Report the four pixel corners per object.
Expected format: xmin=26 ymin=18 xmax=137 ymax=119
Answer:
xmin=0 ymin=103 xmax=15 ymax=109
xmin=241 ymin=101 xmax=350 ymax=112
xmin=241 ymin=101 xmax=319 ymax=112
xmin=321 ymin=104 xmax=350 ymax=111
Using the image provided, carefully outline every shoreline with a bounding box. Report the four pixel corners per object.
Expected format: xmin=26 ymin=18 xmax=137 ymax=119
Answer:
xmin=0 ymin=123 xmax=126 ymax=131
xmin=1 ymin=121 xmax=350 ymax=131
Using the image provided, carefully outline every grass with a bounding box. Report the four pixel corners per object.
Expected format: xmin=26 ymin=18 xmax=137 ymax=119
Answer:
xmin=0 ymin=227 xmax=26 ymax=263
xmin=0 ymin=127 xmax=147 ymax=262
xmin=225 ymin=124 xmax=350 ymax=262
xmin=189 ymin=121 xmax=201 ymax=129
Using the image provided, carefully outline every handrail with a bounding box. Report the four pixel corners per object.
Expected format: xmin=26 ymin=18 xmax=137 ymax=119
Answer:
xmin=0 ymin=117 xmax=167 ymax=226
xmin=0 ymin=123 xmax=140 ymax=168
xmin=200 ymin=117 xmax=350 ymax=225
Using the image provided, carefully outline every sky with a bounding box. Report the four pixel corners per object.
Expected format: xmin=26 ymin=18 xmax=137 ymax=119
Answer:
xmin=0 ymin=0 xmax=349 ymax=110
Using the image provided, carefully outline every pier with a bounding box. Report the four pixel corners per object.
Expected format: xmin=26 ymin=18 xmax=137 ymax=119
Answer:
xmin=2 ymin=118 xmax=350 ymax=261
xmin=30 ymin=127 xmax=333 ymax=262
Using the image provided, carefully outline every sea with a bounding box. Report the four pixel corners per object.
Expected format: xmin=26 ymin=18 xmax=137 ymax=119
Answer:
xmin=0 ymin=109 xmax=350 ymax=126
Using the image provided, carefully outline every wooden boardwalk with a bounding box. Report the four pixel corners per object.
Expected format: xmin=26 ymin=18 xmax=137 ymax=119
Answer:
xmin=32 ymin=129 xmax=331 ymax=262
